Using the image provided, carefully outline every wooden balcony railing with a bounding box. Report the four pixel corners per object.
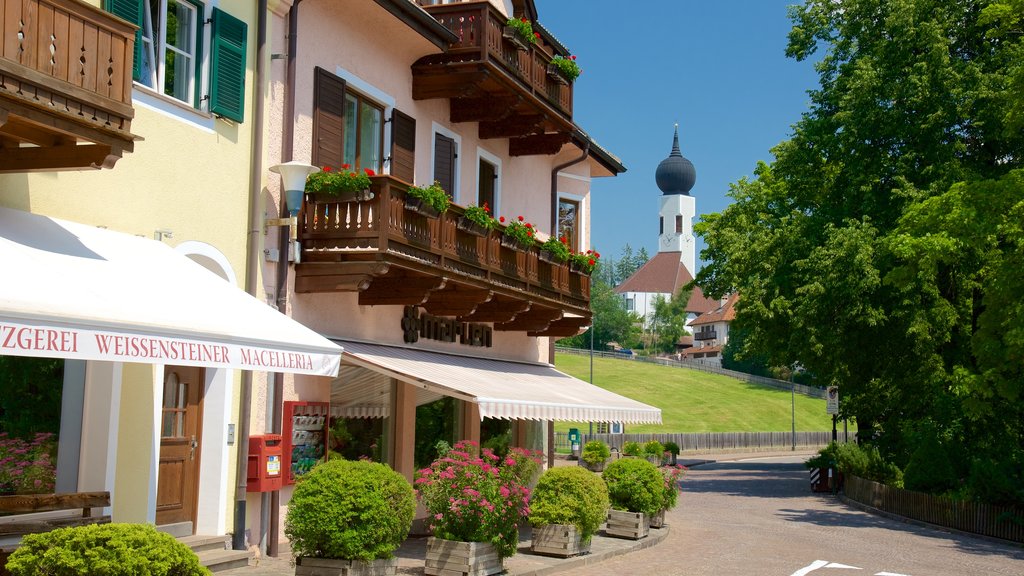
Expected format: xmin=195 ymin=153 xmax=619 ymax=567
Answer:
xmin=694 ymin=330 xmax=717 ymax=341
xmin=412 ymin=1 xmax=574 ymax=153
xmin=0 ymin=0 xmax=137 ymax=171
xmin=295 ymin=176 xmax=591 ymax=337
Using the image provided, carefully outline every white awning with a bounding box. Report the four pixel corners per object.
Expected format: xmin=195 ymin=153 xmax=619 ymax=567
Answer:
xmin=335 ymin=340 xmax=662 ymax=424
xmin=0 ymin=207 xmax=341 ymax=376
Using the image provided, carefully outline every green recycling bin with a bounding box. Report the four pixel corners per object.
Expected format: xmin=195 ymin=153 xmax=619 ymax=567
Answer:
xmin=569 ymin=428 xmax=581 ymax=458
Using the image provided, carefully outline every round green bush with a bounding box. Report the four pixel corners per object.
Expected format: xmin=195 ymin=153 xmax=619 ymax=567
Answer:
xmin=5 ymin=523 xmax=209 ymax=576
xmin=621 ymin=440 xmax=642 ymax=457
xmin=642 ymin=440 xmax=664 ymax=458
xmin=285 ymin=459 xmax=415 ymax=561
xmin=601 ymin=457 xmax=664 ymax=516
xmin=581 ymin=440 xmax=611 ymax=466
xmin=529 ymin=467 xmax=610 ymax=544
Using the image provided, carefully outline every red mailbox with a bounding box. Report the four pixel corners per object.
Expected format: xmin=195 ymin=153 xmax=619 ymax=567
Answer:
xmin=247 ymin=434 xmax=283 ymax=492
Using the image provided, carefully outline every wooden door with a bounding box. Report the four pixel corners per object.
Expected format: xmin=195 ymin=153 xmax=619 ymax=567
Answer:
xmin=156 ymin=366 xmax=204 ymax=528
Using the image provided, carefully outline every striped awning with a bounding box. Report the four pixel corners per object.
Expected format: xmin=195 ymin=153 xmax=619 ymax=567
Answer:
xmin=335 ymin=340 xmax=662 ymax=424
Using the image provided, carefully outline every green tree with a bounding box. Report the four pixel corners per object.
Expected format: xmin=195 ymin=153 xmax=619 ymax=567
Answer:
xmin=558 ymin=276 xmax=641 ymax=350
xmin=649 ymin=287 xmax=692 ymax=354
xmin=695 ymin=0 xmax=1024 ymax=502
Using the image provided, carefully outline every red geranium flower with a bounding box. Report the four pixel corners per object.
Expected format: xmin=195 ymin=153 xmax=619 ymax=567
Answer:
xmin=342 ymin=163 xmax=351 ymax=170
xmin=364 ymin=168 xmax=375 ymax=176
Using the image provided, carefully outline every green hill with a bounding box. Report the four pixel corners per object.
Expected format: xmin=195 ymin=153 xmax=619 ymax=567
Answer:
xmin=554 ymin=353 xmax=838 ymax=434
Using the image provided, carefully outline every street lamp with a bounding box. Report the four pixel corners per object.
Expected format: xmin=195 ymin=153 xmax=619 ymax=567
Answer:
xmin=266 ymin=161 xmax=319 ymax=240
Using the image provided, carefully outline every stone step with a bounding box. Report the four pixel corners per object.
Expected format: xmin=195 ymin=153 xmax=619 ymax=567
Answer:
xmin=196 ymin=548 xmax=251 ymax=573
xmin=178 ymin=534 xmax=230 ymax=554
xmin=157 ymin=522 xmax=193 ymax=538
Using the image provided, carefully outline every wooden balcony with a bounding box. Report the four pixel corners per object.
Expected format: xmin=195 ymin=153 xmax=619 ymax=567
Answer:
xmin=694 ymin=330 xmax=717 ymax=341
xmin=412 ymin=1 xmax=574 ymax=156
xmin=0 ymin=0 xmax=137 ymax=172
xmin=296 ymin=176 xmax=592 ymax=338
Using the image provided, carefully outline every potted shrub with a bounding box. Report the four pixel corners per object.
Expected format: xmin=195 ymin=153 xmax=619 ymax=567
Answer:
xmin=580 ymin=439 xmax=611 ymax=472
xmin=539 ymin=235 xmax=571 ymax=264
xmin=304 ymin=164 xmax=373 ymax=203
xmin=498 ymin=215 xmax=536 ymax=250
xmin=404 ymin=181 xmax=450 ymax=218
xmin=5 ymin=523 xmax=208 ymax=575
xmin=528 ymin=466 xmax=610 ymax=557
xmin=601 ymin=457 xmax=663 ymax=540
xmin=285 ymin=459 xmax=416 ymax=575
xmin=458 ymin=203 xmax=496 ymax=237
xmin=569 ymin=249 xmax=600 ymax=276
xmin=502 ymin=17 xmax=539 ymax=51
xmin=621 ymin=440 xmax=642 ymax=458
xmin=547 ymin=54 xmax=581 ymax=85
xmin=651 ymin=464 xmax=687 ymax=529
xmin=643 ymin=440 xmax=664 ymax=465
xmin=415 ymin=440 xmax=541 ymax=576
xmin=663 ymin=440 xmax=681 ymax=465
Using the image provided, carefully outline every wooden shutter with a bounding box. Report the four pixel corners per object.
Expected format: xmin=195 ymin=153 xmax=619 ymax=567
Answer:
xmin=210 ymin=8 xmax=247 ymax=122
xmin=433 ymin=133 xmax=456 ymax=197
xmin=312 ymin=67 xmax=346 ymax=170
xmin=478 ymin=159 xmax=495 ymax=209
xmin=105 ymin=0 xmax=143 ymax=81
xmin=390 ymin=109 xmax=416 ymax=183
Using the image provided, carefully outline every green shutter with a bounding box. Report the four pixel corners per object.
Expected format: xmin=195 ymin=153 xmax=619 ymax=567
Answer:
xmin=105 ymin=0 xmax=143 ymax=81
xmin=210 ymin=8 xmax=247 ymax=123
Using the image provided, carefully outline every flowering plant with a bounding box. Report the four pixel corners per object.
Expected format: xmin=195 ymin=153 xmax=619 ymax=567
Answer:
xmin=549 ymin=55 xmax=581 ymax=82
xmin=0 ymin=432 xmax=56 ymax=495
xmin=304 ymin=164 xmax=373 ymax=196
xmin=570 ymin=249 xmax=600 ymax=275
xmin=462 ymin=203 xmax=496 ymax=230
xmin=661 ymin=464 xmax=688 ymax=510
xmin=406 ymin=181 xmax=451 ymax=214
xmin=499 ymin=215 xmax=535 ymax=246
xmin=539 ymin=235 xmax=571 ymax=262
xmin=505 ymin=17 xmax=540 ymax=45
xmin=414 ymin=440 xmax=541 ymax=559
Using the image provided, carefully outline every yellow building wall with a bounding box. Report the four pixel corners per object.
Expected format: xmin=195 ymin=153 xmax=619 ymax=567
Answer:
xmin=112 ymin=363 xmax=156 ymax=523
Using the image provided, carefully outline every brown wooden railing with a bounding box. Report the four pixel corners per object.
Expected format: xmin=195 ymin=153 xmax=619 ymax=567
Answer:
xmin=0 ymin=0 xmax=136 ymax=135
xmin=845 ymin=474 xmax=1024 ymax=543
xmin=418 ymin=1 xmax=572 ymax=118
xmin=298 ymin=176 xmax=590 ymax=309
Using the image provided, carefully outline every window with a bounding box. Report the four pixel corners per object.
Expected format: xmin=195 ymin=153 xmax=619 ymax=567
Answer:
xmin=625 ymin=297 xmax=635 ymax=312
xmin=478 ymin=158 xmax=496 ymax=209
xmin=676 ymin=215 xmax=683 ymax=234
xmin=313 ymin=67 xmax=390 ymax=175
xmin=558 ymin=198 xmax=580 ymax=247
xmin=105 ymin=0 xmax=247 ymax=122
xmin=343 ymin=93 xmax=384 ymax=173
xmin=434 ymin=133 xmax=456 ymax=198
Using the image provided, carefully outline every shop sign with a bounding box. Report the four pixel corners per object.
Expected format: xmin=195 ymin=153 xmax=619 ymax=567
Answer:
xmin=401 ymin=306 xmax=492 ymax=347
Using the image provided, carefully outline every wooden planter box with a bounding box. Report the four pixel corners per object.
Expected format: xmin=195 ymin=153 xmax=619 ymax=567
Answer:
xmin=580 ymin=459 xmax=605 ymax=472
xmin=539 ymin=249 xmax=567 ymax=265
xmin=457 ymin=216 xmax=490 ymax=237
xmin=531 ymin=524 xmax=590 ymax=558
xmin=404 ymin=197 xmax=440 ymax=218
xmin=424 ymin=537 xmax=502 ymax=576
xmin=546 ymin=64 xmax=570 ymax=85
xmin=605 ymin=509 xmax=649 ymax=540
xmin=295 ymin=557 xmax=397 ymax=576
xmin=501 ymin=26 xmax=530 ymax=51
xmin=649 ymin=508 xmax=666 ymax=529
xmin=500 ymin=235 xmax=531 ymax=251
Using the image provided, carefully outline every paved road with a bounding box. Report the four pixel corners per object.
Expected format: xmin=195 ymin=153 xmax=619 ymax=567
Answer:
xmin=557 ymin=455 xmax=1024 ymax=576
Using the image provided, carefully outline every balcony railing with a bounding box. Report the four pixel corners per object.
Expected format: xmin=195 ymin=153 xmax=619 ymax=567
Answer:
xmin=0 ymin=0 xmax=137 ymax=171
xmin=295 ymin=176 xmax=591 ymax=337
xmin=694 ymin=330 xmax=718 ymax=341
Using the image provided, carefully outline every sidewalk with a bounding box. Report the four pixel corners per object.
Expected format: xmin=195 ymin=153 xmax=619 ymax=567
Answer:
xmin=218 ymin=449 xmax=814 ymax=575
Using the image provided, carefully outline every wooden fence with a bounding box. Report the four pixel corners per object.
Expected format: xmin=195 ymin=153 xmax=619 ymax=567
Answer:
xmin=844 ymin=475 xmax=1024 ymax=543
xmin=554 ymin=431 xmax=850 ymax=454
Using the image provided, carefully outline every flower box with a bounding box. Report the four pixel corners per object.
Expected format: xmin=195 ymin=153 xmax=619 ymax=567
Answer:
xmin=502 ymin=26 xmax=530 ymax=52
xmin=425 ymin=537 xmax=503 ymax=576
xmin=570 ymin=260 xmax=592 ymax=276
xmin=405 ymin=197 xmax=440 ymax=219
xmin=539 ymin=249 xmax=567 ymax=264
xmin=295 ymin=557 xmax=397 ymax=576
xmin=605 ymin=509 xmax=649 ymax=540
xmin=457 ymin=216 xmax=490 ymax=238
xmin=649 ymin=508 xmax=666 ymax=529
xmin=547 ymin=63 xmax=570 ymax=86
xmin=530 ymin=524 xmax=590 ymax=558
xmin=500 ymin=234 xmax=531 ymax=251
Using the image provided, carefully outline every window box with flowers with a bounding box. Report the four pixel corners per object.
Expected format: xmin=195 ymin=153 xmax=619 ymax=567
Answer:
xmin=569 ymin=249 xmax=600 ymax=276
xmin=458 ymin=203 xmax=496 ymax=237
xmin=499 ymin=216 xmax=535 ymax=251
xmin=539 ymin=236 xmax=571 ymax=264
xmin=547 ymin=55 xmax=581 ymax=85
xmin=404 ymin=181 xmax=451 ymax=218
xmin=304 ymin=165 xmax=374 ymax=203
xmin=502 ymin=17 xmax=539 ymax=52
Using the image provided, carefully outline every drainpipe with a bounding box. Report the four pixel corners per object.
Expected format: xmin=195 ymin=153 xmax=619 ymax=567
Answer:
xmin=266 ymin=0 xmax=303 ymax=558
xmin=235 ymin=0 xmax=269 ymax=552
xmin=546 ymin=136 xmax=589 ymax=469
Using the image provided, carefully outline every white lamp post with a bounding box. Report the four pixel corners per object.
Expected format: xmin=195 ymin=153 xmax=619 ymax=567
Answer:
xmin=266 ymin=161 xmax=319 ymax=243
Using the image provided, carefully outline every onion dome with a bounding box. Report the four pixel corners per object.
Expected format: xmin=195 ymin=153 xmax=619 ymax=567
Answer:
xmin=655 ymin=124 xmax=696 ymax=195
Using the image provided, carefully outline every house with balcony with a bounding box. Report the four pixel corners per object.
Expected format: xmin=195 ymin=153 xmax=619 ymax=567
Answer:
xmin=0 ymin=0 xmax=343 ymax=566
xmin=258 ymin=0 xmax=662 ymax=545
xmin=683 ymin=293 xmax=739 ymax=365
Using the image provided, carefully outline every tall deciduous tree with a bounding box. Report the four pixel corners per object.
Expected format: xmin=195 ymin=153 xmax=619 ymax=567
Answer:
xmin=696 ymin=0 xmax=1024 ymax=502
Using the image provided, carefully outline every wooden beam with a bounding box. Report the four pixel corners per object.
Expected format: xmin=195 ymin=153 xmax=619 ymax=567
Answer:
xmin=0 ymin=143 xmax=119 ymax=172
xmin=529 ymin=315 xmax=591 ymax=338
xmin=494 ymin=306 xmax=563 ymax=332
xmin=422 ymin=287 xmax=492 ymax=317
xmin=0 ymin=116 xmax=69 ymax=147
xmin=508 ymin=132 xmax=572 ymax=156
xmin=0 ymin=491 xmax=110 ymax=514
xmin=478 ymin=114 xmax=544 ymax=139
xmin=450 ymin=96 xmax=520 ymax=123
xmin=359 ymin=276 xmax=447 ymax=306
xmin=294 ymin=261 xmax=390 ymax=293
xmin=461 ymin=298 xmax=529 ymax=323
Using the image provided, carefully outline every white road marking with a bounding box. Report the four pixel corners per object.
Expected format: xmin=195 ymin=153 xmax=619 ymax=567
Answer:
xmin=875 ymin=573 xmax=911 ymax=576
xmin=825 ymin=563 xmax=861 ymax=570
xmin=791 ymin=560 xmax=865 ymax=575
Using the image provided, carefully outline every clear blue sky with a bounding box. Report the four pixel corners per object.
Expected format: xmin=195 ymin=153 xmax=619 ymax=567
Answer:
xmin=534 ymin=0 xmax=820 ymax=271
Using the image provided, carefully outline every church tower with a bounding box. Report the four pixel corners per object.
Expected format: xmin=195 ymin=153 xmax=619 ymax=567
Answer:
xmin=654 ymin=124 xmax=697 ymax=275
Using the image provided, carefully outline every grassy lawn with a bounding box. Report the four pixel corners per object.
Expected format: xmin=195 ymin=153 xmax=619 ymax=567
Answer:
xmin=553 ymin=353 xmax=839 ymax=434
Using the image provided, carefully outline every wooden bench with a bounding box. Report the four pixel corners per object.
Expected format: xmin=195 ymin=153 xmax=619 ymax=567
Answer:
xmin=0 ymin=492 xmax=111 ymax=574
